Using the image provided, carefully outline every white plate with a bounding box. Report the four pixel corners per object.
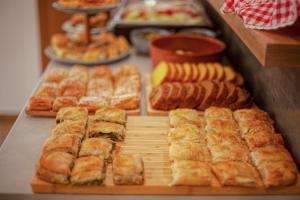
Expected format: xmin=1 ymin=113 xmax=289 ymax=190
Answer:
xmin=45 ymin=47 xmax=131 ymax=65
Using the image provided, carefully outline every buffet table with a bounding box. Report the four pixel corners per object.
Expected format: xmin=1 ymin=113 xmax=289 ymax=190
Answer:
xmin=0 ymin=53 xmax=299 ymax=200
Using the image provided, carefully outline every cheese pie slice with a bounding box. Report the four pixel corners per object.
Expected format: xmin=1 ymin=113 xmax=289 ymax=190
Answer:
xmin=167 ymin=124 xmax=206 ymax=145
xmin=209 ymin=144 xmax=250 ymax=163
xmin=170 ymin=160 xmax=213 ymax=186
xmin=244 ymin=131 xmax=284 ymax=149
xmin=52 ymin=96 xmax=78 ymax=112
xmin=93 ymin=107 xmax=126 ymax=125
xmin=238 ymin=120 xmax=275 ymax=137
xmin=169 ymin=108 xmax=205 ymax=128
xmin=113 ymin=154 xmax=144 ymax=185
xmin=233 ymin=108 xmax=273 ymax=124
xmin=56 ymin=107 xmax=88 ymax=124
xmin=169 ymin=143 xmax=211 ymax=161
xmin=78 ymin=96 xmax=110 ymax=112
xmin=211 ymin=161 xmax=262 ymax=187
xmin=36 ymin=151 xmax=74 ymax=184
xmin=43 ymin=134 xmax=81 ymax=156
xmin=71 ymin=156 xmax=105 ymax=185
xmin=88 ymin=121 xmax=125 ymax=141
xmin=206 ymin=131 xmax=243 ymax=147
xmin=204 ymin=107 xmax=233 ymax=120
xmin=206 ymin=118 xmax=239 ymax=134
xmin=111 ymin=93 xmax=140 ymax=110
xmin=52 ymin=120 xmax=86 ymax=139
xmin=79 ymin=138 xmax=114 ymax=160
xmin=28 ymin=96 xmax=53 ymax=111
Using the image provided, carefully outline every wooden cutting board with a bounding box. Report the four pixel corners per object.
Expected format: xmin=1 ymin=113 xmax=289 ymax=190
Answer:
xmin=31 ymin=116 xmax=300 ymax=195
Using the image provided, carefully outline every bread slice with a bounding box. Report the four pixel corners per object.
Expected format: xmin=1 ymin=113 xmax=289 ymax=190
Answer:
xmin=178 ymin=83 xmax=198 ymax=108
xmin=182 ymin=63 xmax=193 ymax=82
xmin=191 ymin=63 xmax=199 ymax=82
xmin=190 ymin=84 xmax=205 ymax=108
xmin=224 ymin=66 xmax=236 ymax=83
xmin=167 ymin=83 xmax=180 ymax=110
xmin=235 ymin=73 xmax=245 ymax=86
xmin=214 ymin=63 xmax=225 ymax=81
xmin=152 ymin=61 xmax=169 ymax=86
xmin=167 ymin=62 xmax=177 ymax=82
xmin=173 ymin=82 xmax=186 ymax=107
xmin=213 ymin=81 xmax=228 ymax=106
xmin=198 ymin=63 xmax=208 ymax=81
xmin=206 ymin=63 xmax=217 ymax=80
xmin=221 ymin=82 xmax=238 ymax=106
xmin=150 ymin=83 xmax=171 ymax=110
xmin=175 ymin=63 xmax=185 ymax=82
xmin=229 ymin=88 xmax=252 ymax=110
xmin=198 ymin=81 xmax=219 ymax=111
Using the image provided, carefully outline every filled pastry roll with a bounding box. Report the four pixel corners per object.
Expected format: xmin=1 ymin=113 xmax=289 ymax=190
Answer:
xmin=79 ymin=138 xmax=114 ymax=161
xmin=88 ymin=121 xmax=125 ymax=141
xmin=36 ymin=82 xmax=61 ymax=98
xmin=93 ymin=107 xmax=126 ymax=125
xmin=52 ymin=96 xmax=78 ymax=112
xmin=211 ymin=161 xmax=262 ymax=187
xmin=56 ymin=107 xmax=88 ymax=124
xmin=44 ymin=67 xmax=69 ymax=83
xmin=111 ymin=93 xmax=140 ymax=110
xmin=169 ymin=143 xmax=211 ymax=162
xmin=112 ymin=154 xmax=144 ymax=185
xmin=36 ymin=151 xmax=74 ymax=184
xmin=169 ymin=108 xmax=205 ymax=128
xmin=28 ymin=96 xmax=53 ymax=111
xmin=78 ymin=96 xmax=110 ymax=112
xmin=52 ymin=120 xmax=86 ymax=139
xmin=71 ymin=156 xmax=106 ymax=185
xmin=170 ymin=160 xmax=213 ymax=186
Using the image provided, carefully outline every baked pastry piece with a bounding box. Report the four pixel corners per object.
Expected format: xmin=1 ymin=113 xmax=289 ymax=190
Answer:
xmin=36 ymin=83 xmax=61 ymax=98
xmin=250 ymin=145 xmax=294 ymax=166
xmin=56 ymin=107 xmax=88 ymax=124
xmin=52 ymin=120 xmax=86 ymax=139
xmin=52 ymin=96 xmax=78 ymax=112
xmin=87 ymin=78 xmax=113 ymax=97
xmin=36 ymin=151 xmax=74 ymax=184
xmin=28 ymin=96 xmax=53 ymax=111
xmin=206 ymin=118 xmax=239 ymax=134
xmin=209 ymin=144 xmax=250 ymax=163
xmin=79 ymin=138 xmax=114 ymax=160
xmin=44 ymin=67 xmax=69 ymax=83
xmin=93 ymin=107 xmax=126 ymax=125
xmin=70 ymin=156 xmax=105 ymax=185
xmin=59 ymin=79 xmax=86 ymax=99
xmin=43 ymin=134 xmax=81 ymax=156
xmin=169 ymin=143 xmax=211 ymax=161
xmin=169 ymin=108 xmax=205 ymax=128
xmin=88 ymin=121 xmax=125 ymax=141
xmin=167 ymin=124 xmax=206 ymax=145
xmin=233 ymin=108 xmax=273 ymax=124
xmin=78 ymin=96 xmax=110 ymax=112
xmin=237 ymin=120 xmax=275 ymax=137
xmin=112 ymin=154 xmax=144 ymax=185
xmin=111 ymin=93 xmax=140 ymax=110
xmin=206 ymin=131 xmax=243 ymax=147
xmin=170 ymin=160 xmax=213 ymax=186
xmin=256 ymin=161 xmax=297 ymax=187
xmin=211 ymin=161 xmax=262 ymax=187
xmin=89 ymin=65 xmax=112 ymax=79
xmin=204 ymin=107 xmax=233 ymax=120
xmin=244 ymin=131 xmax=284 ymax=149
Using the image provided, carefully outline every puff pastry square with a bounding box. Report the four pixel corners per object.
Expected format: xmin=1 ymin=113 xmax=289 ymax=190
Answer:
xmin=79 ymin=138 xmax=114 ymax=160
xmin=71 ymin=156 xmax=105 ymax=185
xmin=250 ymin=145 xmax=294 ymax=166
xmin=28 ymin=96 xmax=53 ymax=111
xmin=211 ymin=161 xmax=262 ymax=187
xmin=169 ymin=108 xmax=205 ymax=128
xmin=93 ymin=107 xmax=126 ymax=125
xmin=78 ymin=96 xmax=110 ymax=112
xmin=113 ymin=154 xmax=144 ymax=185
xmin=169 ymin=143 xmax=211 ymax=161
xmin=209 ymin=144 xmax=250 ymax=163
xmin=52 ymin=120 xmax=86 ymax=139
xmin=43 ymin=134 xmax=81 ymax=156
xmin=167 ymin=124 xmax=206 ymax=145
xmin=52 ymin=96 xmax=78 ymax=112
xmin=88 ymin=121 xmax=125 ymax=141
xmin=206 ymin=131 xmax=243 ymax=147
xmin=89 ymin=65 xmax=112 ymax=79
xmin=244 ymin=131 xmax=284 ymax=149
xmin=36 ymin=151 xmax=74 ymax=184
xmin=44 ymin=67 xmax=69 ymax=83
xmin=256 ymin=161 xmax=297 ymax=187
xmin=56 ymin=107 xmax=88 ymax=124
xmin=170 ymin=160 xmax=213 ymax=186
xmin=36 ymin=83 xmax=61 ymax=98
xmin=233 ymin=108 xmax=273 ymax=124
xmin=111 ymin=93 xmax=140 ymax=110
xmin=238 ymin=120 xmax=275 ymax=137
xmin=204 ymin=107 xmax=233 ymax=120
xmin=206 ymin=118 xmax=239 ymax=134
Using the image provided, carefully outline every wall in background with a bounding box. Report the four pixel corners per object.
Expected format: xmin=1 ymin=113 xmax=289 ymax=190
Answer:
xmin=0 ymin=0 xmax=40 ymax=114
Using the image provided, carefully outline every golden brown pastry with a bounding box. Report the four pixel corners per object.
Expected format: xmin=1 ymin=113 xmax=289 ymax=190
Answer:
xmin=206 ymin=131 xmax=243 ymax=147
xmin=28 ymin=96 xmax=53 ymax=111
xmin=89 ymin=65 xmax=112 ymax=80
xmin=237 ymin=120 xmax=275 ymax=138
xmin=70 ymin=156 xmax=105 ymax=185
xmin=78 ymin=96 xmax=110 ymax=112
xmin=169 ymin=108 xmax=205 ymax=128
xmin=36 ymin=83 xmax=61 ymax=98
xmin=169 ymin=143 xmax=211 ymax=161
xmin=79 ymin=138 xmax=114 ymax=160
xmin=36 ymin=151 xmax=74 ymax=184
xmin=112 ymin=154 xmax=144 ymax=185
xmin=244 ymin=131 xmax=284 ymax=149
xmin=205 ymin=118 xmax=239 ymax=134
xmin=44 ymin=67 xmax=69 ymax=83
xmin=52 ymin=96 xmax=78 ymax=112
xmin=43 ymin=134 xmax=81 ymax=156
xmin=93 ymin=107 xmax=126 ymax=125
xmin=111 ymin=93 xmax=140 ymax=110
xmin=88 ymin=121 xmax=125 ymax=141
xmin=211 ymin=161 xmax=262 ymax=187
xmin=204 ymin=107 xmax=233 ymax=120
xmin=167 ymin=124 xmax=206 ymax=145
xmin=59 ymin=79 xmax=86 ymax=99
xmin=52 ymin=120 xmax=86 ymax=139
xmin=170 ymin=160 xmax=213 ymax=186
xmin=233 ymin=108 xmax=273 ymax=124
xmin=209 ymin=143 xmax=250 ymax=163
xmin=56 ymin=107 xmax=88 ymax=124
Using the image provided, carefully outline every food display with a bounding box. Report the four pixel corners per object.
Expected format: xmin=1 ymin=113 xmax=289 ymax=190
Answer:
xmin=48 ymin=32 xmax=130 ymax=64
xmin=58 ymin=0 xmax=118 ymax=8
xmin=26 ymin=64 xmax=141 ymax=116
xmin=167 ymin=107 xmax=297 ymax=188
xmin=71 ymin=13 xmax=109 ymax=28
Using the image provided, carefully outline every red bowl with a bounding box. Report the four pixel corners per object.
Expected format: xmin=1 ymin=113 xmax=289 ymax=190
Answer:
xmin=150 ymin=34 xmax=226 ymax=68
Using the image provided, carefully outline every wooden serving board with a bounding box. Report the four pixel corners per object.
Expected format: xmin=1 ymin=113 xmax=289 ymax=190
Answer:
xmin=31 ymin=116 xmax=300 ymax=195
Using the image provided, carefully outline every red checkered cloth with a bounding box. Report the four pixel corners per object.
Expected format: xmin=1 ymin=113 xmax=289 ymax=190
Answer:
xmin=221 ymin=0 xmax=300 ymax=30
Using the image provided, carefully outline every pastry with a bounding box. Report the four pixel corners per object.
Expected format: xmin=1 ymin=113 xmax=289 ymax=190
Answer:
xmin=56 ymin=107 xmax=88 ymax=124
xmin=93 ymin=107 xmax=126 ymax=125
xmin=204 ymin=107 xmax=233 ymax=120
xmin=244 ymin=131 xmax=284 ymax=149
xmin=52 ymin=96 xmax=78 ymax=112
xmin=70 ymin=156 xmax=105 ymax=185
xmin=36 ymin=83 xmax=61 ymax=98
xmin=111 ymin=93 xmax=140 ymax=110
xmin=206 ymin=131 xmax=243 ymax=147
xmin=170 ymin=160 xmax=213 ymax=186
xmin=112 ymin=154 xmax=144 ymax=185
xmin=79 ymin=138 xmax=114 ymax=160
xmin=44 ymin=67 xmax=69 ymax=83
xmin=89 ymin=65 xmax=112 ymax=80
xmin=88 ymin=121 xmax=125 ymax=141
xmin=169 ymin=108 xmax=205 ymax=128
xmin=205 ymin=118 xmax=239 ymax=134
xmin=36 ymin=151 xmax=74 ymax=184
xmin=209 ymin=143 xmax=250 ymax=163
xmin=167 ymin=124 xmax=206 ymax=145
xmin=169 ymin=143 xmax=211 ymax=161
xmin=52 ymin=120 xmax=86 ymax=139
xmin=238 ymin=120 xmax=275 ymax=138
xmin=233 ymin=108 xmax=273 ymax=124
xmin=28 ymin=96 xmax=53 ymax=111
xmin=78 ymin=96 xmax=110 ymax=112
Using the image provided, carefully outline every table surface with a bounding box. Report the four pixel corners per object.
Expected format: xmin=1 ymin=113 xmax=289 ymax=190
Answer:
xmin=0 ymin=53 xmax=299 ymax=199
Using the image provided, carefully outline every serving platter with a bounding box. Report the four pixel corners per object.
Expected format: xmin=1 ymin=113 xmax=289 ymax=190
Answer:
xmin=45 ymin=47 xmax=131 ymax=66
xmin=31 ymin=116 xmax=300 ymax=195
